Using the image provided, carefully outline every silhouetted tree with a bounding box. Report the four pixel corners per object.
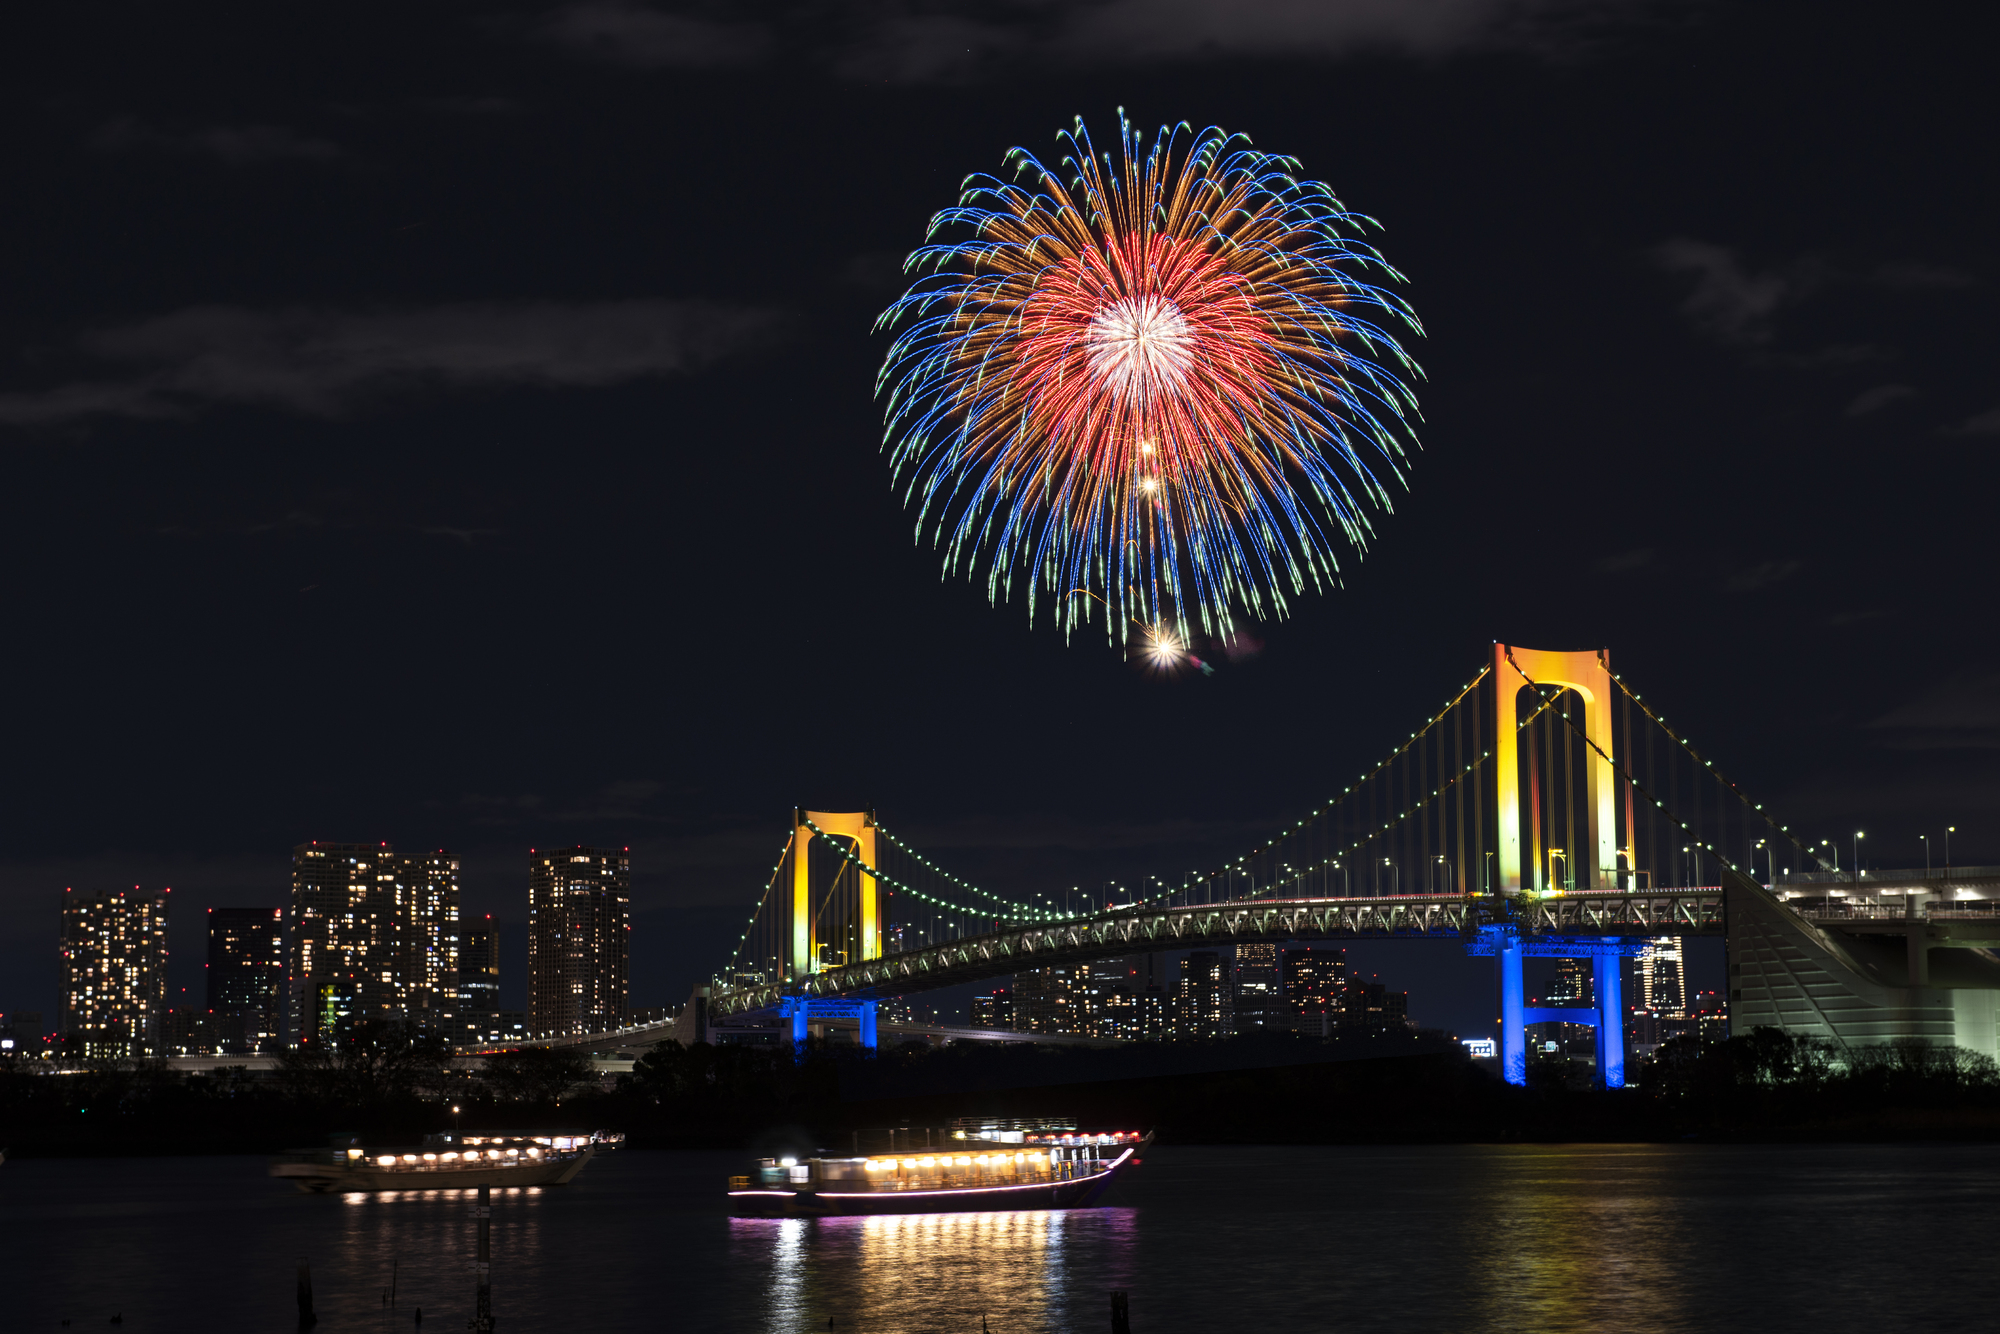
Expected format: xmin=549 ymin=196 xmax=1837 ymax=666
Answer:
xmin=479 ymin=1047 xmax=597 ymax=1104
xmin=276 ymin=1020 xmax=454 ymax=1105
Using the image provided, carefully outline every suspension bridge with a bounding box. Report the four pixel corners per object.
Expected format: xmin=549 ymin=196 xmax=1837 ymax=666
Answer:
xmin=549 ymin=644 xmax=2000 ymax=1086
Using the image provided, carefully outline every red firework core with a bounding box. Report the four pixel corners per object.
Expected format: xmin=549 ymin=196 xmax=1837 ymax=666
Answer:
xmin=1002 ymin=231 xmax=1288 ymax=497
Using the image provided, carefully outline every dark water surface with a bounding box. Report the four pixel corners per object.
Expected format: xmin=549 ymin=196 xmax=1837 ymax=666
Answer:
xmin=5 ymin=1145 xmax=1996 ymax=1332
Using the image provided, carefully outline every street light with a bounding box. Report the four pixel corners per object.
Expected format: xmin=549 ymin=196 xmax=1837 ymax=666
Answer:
xmin=1383 ymin=857 xmax=1398 ymax=894
xmin=1946 ymin=825 xmax=1956 ymax=872
xmin=451 ymin=1104 xmax=462 ymax=1138
xmin=1921 ymin=833 xmax=1931 ymax=878
xmin=1853 ymin=830 xmax=1865 ymax=884
xmin=1755 ymin=838 xmax=1769 ymax=889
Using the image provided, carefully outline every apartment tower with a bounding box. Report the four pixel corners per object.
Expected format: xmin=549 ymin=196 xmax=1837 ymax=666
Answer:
xmin=206 ymin=906 xmax=285 ymax=1052
xmin=287 ymin=842 xmax=460 ymax=1043
xmin=527 ymin=846 xmax=631 ymax=1038
xmin=59 ymin=886 xmax=169 ymax=1058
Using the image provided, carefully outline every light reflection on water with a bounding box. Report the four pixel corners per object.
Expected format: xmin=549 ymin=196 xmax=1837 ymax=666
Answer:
xmin=326 ymin=1184 xmax=547 ymax=1322
xmin=731 ymin=1208 xmax=1137 ymax=1333
xmin=1452 ymin=1148 xmax=1695 ymax=1331
xmin=8 ymin=1145 xmax=2000 ymax=1332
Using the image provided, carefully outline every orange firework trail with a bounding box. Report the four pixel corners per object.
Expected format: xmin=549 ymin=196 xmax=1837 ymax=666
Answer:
xmin=877 ymin=111 xmax=1424 ymax=645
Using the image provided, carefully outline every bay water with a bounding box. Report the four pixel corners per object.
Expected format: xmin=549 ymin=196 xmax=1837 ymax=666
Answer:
xmin=6 ymin=1144 xmax=1995 ymax=1332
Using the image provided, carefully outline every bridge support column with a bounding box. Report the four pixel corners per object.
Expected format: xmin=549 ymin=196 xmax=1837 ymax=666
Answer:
xmin=1499 ymin=935 xmax=1526 ymax=1086
xmin=858 ymin=999 xmax=878 ymax=1051
xmin=791 ymin=1001 xmax=809 ymax=1055
xmin=1594 ymin=953 xmax=1625 ymax=1089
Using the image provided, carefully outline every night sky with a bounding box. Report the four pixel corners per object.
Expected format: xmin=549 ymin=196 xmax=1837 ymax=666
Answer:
xmin=3 ymin=1 xmax=1994 ymax=1036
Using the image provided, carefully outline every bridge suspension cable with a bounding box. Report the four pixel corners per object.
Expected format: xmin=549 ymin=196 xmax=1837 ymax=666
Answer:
xmin=1206 ymin=660 xmax=1569 ymax=902
xmin=1601 ymin=667 xmax=1835 ymax=875
xmin=801 ymin=815 xmax=1056 ymax=923
xmin=716 ymin=835 xmax=798 ymax=988
xmin=874 ymin=822 xmax=1049 ymax=918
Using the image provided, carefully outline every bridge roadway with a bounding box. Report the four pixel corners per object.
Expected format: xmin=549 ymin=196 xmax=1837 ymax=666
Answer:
xmin=524 ymin=1019 xmax=1120 ymax=1058
xmin=708 ymin=888 xmax=1729 ymax=1019
xmin=520 ymin=879 xmax=2000 ymax=1054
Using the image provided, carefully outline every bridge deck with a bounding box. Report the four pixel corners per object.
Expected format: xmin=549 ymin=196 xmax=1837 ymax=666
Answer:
xmin=710 ymin=889 xmax=1729 ymax=1017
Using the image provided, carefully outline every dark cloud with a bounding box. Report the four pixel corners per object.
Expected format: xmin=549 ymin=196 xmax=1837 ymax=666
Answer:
xmin=1722 ymin=559 xmax=1802 ymax=592
xmin=1871 ymin=260 xmax=1979 ymax=291
xmin=1845 ymin=383 xmax=1916 ymax=416
xmin=1774 ymin=343 xmax=1895 ymax=369
xmin=1596 ymin=547 xmax=1655 ymax=574
xmin=548 ymin=0 xmax=1663 ymax=82
xmin=1657 ymin=243 xmax=1981 ymax=363
xmin=838 ymin=250 xmax=912 ymax=296
xmin=421 ymin=95 xmax=522 ymax=116
xmin=454 ymin=780 xmax=691 ymax=827
xmin=1869 ymin=676 xmax=2000 ymax=750
xmin=0 ymin=300 xmax=788 ymax=425
xmin=1653 ymin=238 xmax=1796 ymax=346
xmin=542 ymin=2 xmax=770 ymax=67
xmin=92 ymin=117 xmax=342 ymax=164
xmin=1944 ymin=406 xmax=2000 ymax=436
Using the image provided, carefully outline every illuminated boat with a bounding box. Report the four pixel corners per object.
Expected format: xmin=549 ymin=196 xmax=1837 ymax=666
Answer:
xmin=728 ymin=1120 xmax=1151 ymax=1217
xmin=270 ymin=1132 xmax=597 ymax=1193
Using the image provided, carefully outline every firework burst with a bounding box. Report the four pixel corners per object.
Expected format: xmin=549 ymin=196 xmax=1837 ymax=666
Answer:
xmin=877 ymin=112 xmax=1424 ymax=644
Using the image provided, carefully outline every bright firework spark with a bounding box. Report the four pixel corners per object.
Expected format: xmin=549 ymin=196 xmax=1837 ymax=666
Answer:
xmin=1142 ymin=622 xmax=1184 ymax=670
xmin=877 ymin=111 xmax=1424 ymax=645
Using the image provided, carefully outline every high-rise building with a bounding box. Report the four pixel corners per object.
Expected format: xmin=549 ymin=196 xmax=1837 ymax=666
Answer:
xmin=1692 ymin=991 xmax=1730 ymax=1048
xmin=3 ymin=1010 xmax=46 ymax=1055
xmin=287 ymin=841 xmax=461 ymax=1044
xmin=1175 ymin=951 xmax=1233 ymax=1039
xmin=458 ymin=916 xmax=501 ymax=1019
xmin=1012 ymin=964 xmax=1080 ymax=1035
xmin=969 ymin=989 xmax=1014 ymax=1030
xmin=1234 ymin=943 xmax=1281 ymax=1033
xmin=1529 ymin=959 xmax=1595 ymax=1057
xmin=162 ymin=1006 xmax=215 ymax=1056
xmin=1283 ymin=947 xmax=1348 ymax=1034
xmin=59 ymin=886 xmax=169 ymax=1058
xmin=1548 ymin=957 xmax=1592 ymax=1007
xmin=404 ymin=852 xmax=461 ymax=1020
xmin=289 ymin=842 xmax=396 ymax=1042
xmin=1003 ymin=958 xmax=1167 ymax=1039
xmin=527 ymin=846 xmax=631 ymax=1038
xmin=207 ymin=907 xmax=285 ymax=1053
xmin=1636 ymin=937 xmax=1687 ymax=1016
xmin=1087 ymin=954 xmax=1169 ymax=1040
xmin=1342 ymin=976 xmax=1408 ymax=1029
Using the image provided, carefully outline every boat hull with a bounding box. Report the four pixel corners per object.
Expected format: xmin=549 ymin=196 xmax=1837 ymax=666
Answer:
xmin=272 ymin=1145 xmax=594 ymax=1194
xmin=730 ymin=1144 xmax=1142 ymax=1218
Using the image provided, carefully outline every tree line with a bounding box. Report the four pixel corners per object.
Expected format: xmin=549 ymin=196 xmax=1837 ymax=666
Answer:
xmin=6 ymin=1023 xmax=2000 ymax=1155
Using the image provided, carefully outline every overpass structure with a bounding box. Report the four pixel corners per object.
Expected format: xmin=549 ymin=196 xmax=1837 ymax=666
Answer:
xmin=544 ymin=645 xmax=2000 ymax=1087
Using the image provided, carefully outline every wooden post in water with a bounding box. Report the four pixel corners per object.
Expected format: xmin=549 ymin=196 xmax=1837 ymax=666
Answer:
xmin=470 ymin=1184 xmax=494 ymax=1332
xmin=296 ymin=1258 xmax=317 ymax=1328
